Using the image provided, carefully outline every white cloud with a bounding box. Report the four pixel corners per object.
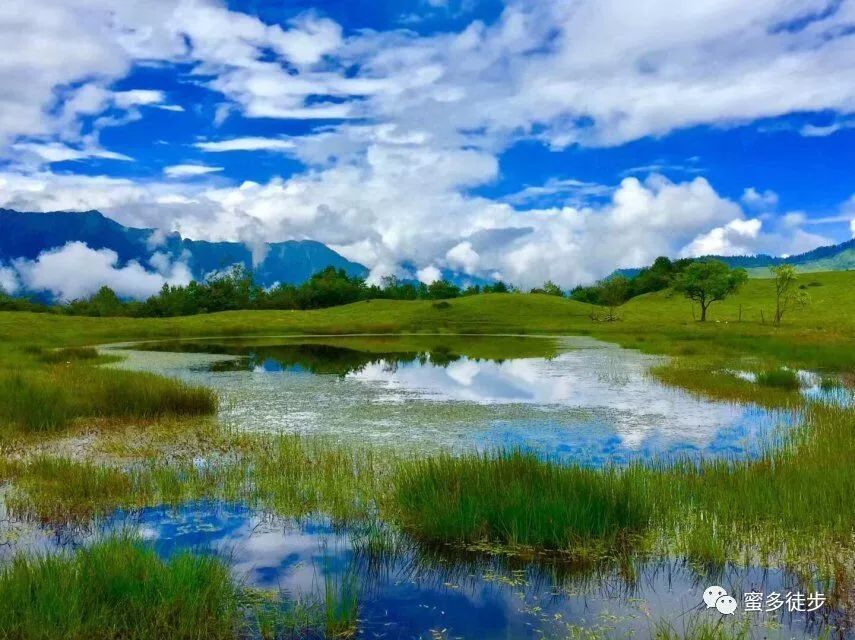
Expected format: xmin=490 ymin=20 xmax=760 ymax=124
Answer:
xmin=503 ymin=178 xmax=613 ymax=207
xmin=195 ymin=137 xmax=296 ymax=153
xmin=13 ymin=242 xmax=192 ymax=301
xmin=680 ymin=218 xmax=763 ymax=256
xmin=4 ymin=0 xmax=855 ymax=150
xmin=0 ymin=164 xmax=845 ymax=287
xmin=741 ymin=187 xmax=779 ymax=210
xmin=417 ymin=265 xmax=442 ymax=284
xmin=0 ymin=263 xmax=19 ymax=294
xmin=164 ymin=164 xmax=224 ymax=178
xmin=11 ymin=142 xmax=132 ymax=164
xmin=1 ymin=0 xmax=853 ymax=287
xmin=446 ymin=241 xmax=480 ymax=272
xmin=112 ymin=90 xmax=166 ymax=108
xmin=800 ymin=118 xmax=855 ymax=137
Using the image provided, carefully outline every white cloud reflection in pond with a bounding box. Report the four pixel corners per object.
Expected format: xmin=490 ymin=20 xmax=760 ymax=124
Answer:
xmin=18 ymin=502 xmax=837 ymax=640
xmin=109 ymin=336 xmax=799 ymax=465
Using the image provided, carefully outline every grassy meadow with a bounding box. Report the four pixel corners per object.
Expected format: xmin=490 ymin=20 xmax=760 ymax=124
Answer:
xmin=0 ymin=270 xmax=853 ymax=638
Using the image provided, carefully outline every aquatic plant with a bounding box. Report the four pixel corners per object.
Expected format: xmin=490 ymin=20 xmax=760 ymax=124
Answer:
xmin=755 ymin=367 xmax=801 ymax=390
xmin=0 ymin=366 xmax=217 ymax=435
xmin=0 ymin=537 xmax=241 ymax=640
xmin=393 ymin=450 xmax=652 ymax=550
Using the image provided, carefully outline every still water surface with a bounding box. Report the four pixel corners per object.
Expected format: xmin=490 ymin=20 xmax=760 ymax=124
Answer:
xmin=111 ymin=335 xmax=800 ymax=464
xmin=4 ymin=501 xmax=841 ymax=639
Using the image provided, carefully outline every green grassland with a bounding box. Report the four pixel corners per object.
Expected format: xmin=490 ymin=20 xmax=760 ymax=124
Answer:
xmin=0 ymin=271 xmax=853 ymax=638
xmin=1 ymin=271 xmax=852 ymax=372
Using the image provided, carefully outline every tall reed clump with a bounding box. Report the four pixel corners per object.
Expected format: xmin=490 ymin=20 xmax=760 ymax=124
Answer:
xmin=0 ymin=366 xmax=217 ymax=435
xmin=392 ymin=451 xmax=652 ymax=550
xmin=0 ymin=538 xmax=241 ymax=640
xmin=0 ymin=371 xmax=76 ymax=433
xmin=75 ymin=368 xmax=219 ymax=421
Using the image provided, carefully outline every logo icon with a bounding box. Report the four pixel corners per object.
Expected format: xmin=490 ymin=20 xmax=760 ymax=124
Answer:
xmin=703 ymin=586 xmax=736 ymax=615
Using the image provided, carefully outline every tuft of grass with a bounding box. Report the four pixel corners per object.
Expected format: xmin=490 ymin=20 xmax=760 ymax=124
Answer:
xmin=0 ymin=537 xmax=241 ymax=640
xmin=820 ymin=376 xmax=843 ymax=391
xmin=652 ymin=617 xmax=751 ymax=640
xmin=39 ymin=346 xmax=99 ymax=364
xmin=755 ymin=367 xmax=801 ymax=390
xmin=393 ymin=450 xmax=651 ymax=550
xmin=0 ymin=367 xmax=217 ymax=435
xmin=324 ymin=565 xmax=359 ymax=639
xmin=0 ymin=372 xmax=77 ymax=433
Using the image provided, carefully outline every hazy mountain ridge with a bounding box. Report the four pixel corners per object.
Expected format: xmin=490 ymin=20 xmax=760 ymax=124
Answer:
xmin=0 ymin=209 xmax=369 ymax=288
xmin=615 ymin=238 xmax=855 ymax=279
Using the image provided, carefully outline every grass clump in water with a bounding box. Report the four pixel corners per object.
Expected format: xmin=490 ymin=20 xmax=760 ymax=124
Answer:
xmin=0 ymin=366 xmax=217 ymax=436
xmin=0 ymin=537 xmax=241 ymax=640
xmin=38 ymin=346 xmax=100 ymax=364
xmin=393 ymin=451 xmax=651 ymax=551
xmin=755 ymin=367 xmax=801 ymax=390
xmin=0 ymin=372 xmax=76 ymax=433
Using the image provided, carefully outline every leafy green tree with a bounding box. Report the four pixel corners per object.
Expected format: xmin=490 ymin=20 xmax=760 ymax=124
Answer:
xmin=426 ymin=279 xmax=461 ymax=300
xmin=599 ymin=276 xmax=630 ymax=321
xmin=540 ymin=280 xmax=564 ymax=296
xmin=482 ymin=281 xmax=510 ymax=294
xmin=771 ymin=264 xmax=809 ymax=325
xmin=674 ymin=260 xmax=748 ymax=321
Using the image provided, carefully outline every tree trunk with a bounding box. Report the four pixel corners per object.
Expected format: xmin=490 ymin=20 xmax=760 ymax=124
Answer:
xmin=700 ymin=303 xmax=708 ymax=322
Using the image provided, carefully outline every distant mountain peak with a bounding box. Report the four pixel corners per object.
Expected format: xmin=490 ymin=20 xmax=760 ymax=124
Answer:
xmin=0 ymin=208 xmax=368 ymax=295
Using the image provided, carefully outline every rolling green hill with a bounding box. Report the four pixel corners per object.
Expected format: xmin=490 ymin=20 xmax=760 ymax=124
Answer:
xmin=2 ymin=270 xmax=853 ymax=369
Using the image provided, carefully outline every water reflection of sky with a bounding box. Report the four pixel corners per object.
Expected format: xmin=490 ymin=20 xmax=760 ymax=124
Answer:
xmin=82 ymin=503 xmax=833 ymax=640
xmin=110 ymin=337 xmax=799 ymax=465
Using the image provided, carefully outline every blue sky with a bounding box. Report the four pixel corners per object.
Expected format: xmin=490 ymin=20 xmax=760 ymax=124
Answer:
xmin=1 ymin=0 xmax=854 ymax=290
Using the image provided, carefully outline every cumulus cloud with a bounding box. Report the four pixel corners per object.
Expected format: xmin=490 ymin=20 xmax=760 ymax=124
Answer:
xmin=1 ymin=0 xmax=853 ymax=287
xmin=680 ymin=219 xmax=763 ymax=256
xmin=12 ymin=242 xmax=192 ymax=301
xmin=741 ymin=188 xmax=779 ymax=210
xmin=3 ymin=0 xmax=855 ymax=150
xmin=417 ymin=265 xmax=442 ymax=284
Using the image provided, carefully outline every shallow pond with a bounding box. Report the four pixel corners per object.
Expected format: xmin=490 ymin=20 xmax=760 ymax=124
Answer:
xmin=108 ymin=335 xmax=799 ymax=465
xmin=108 ymin=335 xmax=799 ymax=464
xmin=5 ymin=502 xmax=844 ymax=639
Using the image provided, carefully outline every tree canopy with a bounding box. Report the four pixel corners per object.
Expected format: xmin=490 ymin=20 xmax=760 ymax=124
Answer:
xmin=673 ymin=260 xmax=748 ymax=321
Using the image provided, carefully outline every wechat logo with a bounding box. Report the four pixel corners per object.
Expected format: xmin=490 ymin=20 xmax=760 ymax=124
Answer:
xmin=703 ymin=586 xmax=737 ymax=615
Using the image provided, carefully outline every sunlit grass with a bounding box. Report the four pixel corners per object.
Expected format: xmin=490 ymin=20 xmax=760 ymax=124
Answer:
xmin=0 ymin=537 xmax=241 ymax=640
xmin=393 ymin=451 xmax=652 ymax=550
xmin=0 ymin=365 xmax=217 ymax=437
xmin=756 ymin=367 xmax=801 ymax=390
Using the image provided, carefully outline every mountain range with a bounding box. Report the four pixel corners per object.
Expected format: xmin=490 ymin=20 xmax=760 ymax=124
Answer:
xmin=615 ymin=238 xmax=855 ymax=279
xmin=2 ymin=209 xmax=853 ymax=300
xmin=0 ymin=209 xmax=368 ymax=290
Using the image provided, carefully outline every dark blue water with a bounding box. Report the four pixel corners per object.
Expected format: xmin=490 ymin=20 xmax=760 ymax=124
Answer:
xmin=83 ymin=502 xmax=841 ymax=640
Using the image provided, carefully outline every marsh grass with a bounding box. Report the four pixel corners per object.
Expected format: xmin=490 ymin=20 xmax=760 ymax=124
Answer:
xmin=38 ymin=346 xmax=100 ymax=364
xmin=1 ymin=434 xmax=389 ymax=525
xmin=0 ymin=366 xmax=217 ymax=436
xmin=0 ymin=372 xmax=77 ymax=433
xmin=393 ymin=451 xmax=652 ymax=550
xmin=756 ymin=367 xmax=801 ymax=390
xmin=0 ymin=537 xmax=241 ymax=640
xmin=651 ymin=618 xmax=752 ymax=640
xmin=323 ymin=564 xmax=359 ymax=638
